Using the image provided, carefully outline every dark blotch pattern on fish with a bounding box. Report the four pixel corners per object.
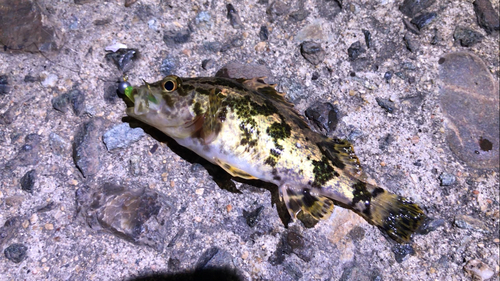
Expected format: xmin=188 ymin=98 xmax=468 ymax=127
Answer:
xmin=311 ymin=155 xmax=338 ymax=187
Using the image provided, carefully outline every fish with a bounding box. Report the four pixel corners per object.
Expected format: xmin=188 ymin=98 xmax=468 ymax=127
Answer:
xmin=122 ymin=75 xmax=426 ymax=243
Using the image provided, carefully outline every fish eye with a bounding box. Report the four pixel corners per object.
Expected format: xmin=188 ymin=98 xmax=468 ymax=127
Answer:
xmin=162 ymin=78 xmax=177 ymax=92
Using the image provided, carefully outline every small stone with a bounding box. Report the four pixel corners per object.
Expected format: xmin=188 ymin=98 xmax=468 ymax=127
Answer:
xmin=439 ymin=172 xmax=456 ymax=186
xmin=73 ymin=119 xmax=103 ymax=177
xmin=102 ymin=123 xmax=145 ymax=151
xmin=384 ymin=71 xmax=393 ymax=81
xmin=20 ymin=169 xmax=36 ymax=193
xmin=215 ymin=61 xmax=273 ymax=83
xmin=305 ymin=102 xmax=341 ymax=134
xmin=49 ymin=132 xmax=68 ymax=156
xmin=454 ymin=214 xmax=490 ymax=233
xmin=195 ymin=247 xmax=219 ymax=269
xmin=403 ymin=18 xmax=421 ymax=35
xmin=347 ymin=41 xmax=366 ymax=61
xmin=204 ymin=41 xmax=222 ymax=53
xmin=68 ymin=89 xmax=85 ymax=116
xmin=0 ymin=74 xmax=9 ymax=95
xmin=226 ymin=204 xmax=232 ymax=212
xmin=453 ymin=26 xmax=484 ymax=47
xmin=4 ymin=243 xmax=28 ymax=263
xmin=44 ymin=223 xmax=54 ymax=230
xmin=317 ymin=0 xmax=341 ymax=20
xmin=391 ymin=243 xmax=415 ymax=263
xmin=41 ymin=73 xmax=58 ymax=87
xmin=242 ymin=206 xmax=264 ymax=227
xmin=160 ymin=55 xmax=177 ymax=76
xmin=287 ymin=231 xmax=304 ymax=249
xmin=259 ymin=25 xmax=269 ymax=41
xmin=399 ymin=0 xmax=436 ymax=17
xmin=464 ymin=260 xmax=494 ymax=280
xmin=163 ymin=29 xmax=191 ymax=46
xmin=375 ymin=97 xmax=395 ymax=113
xmin=411 ymin=12 xmax=437 ymax=30
xmin=289 ymin=9 xmax=310 ymax=22
xmin=194 ymin=11 xmax=213 ymax=30
xmin=0 ymin=0 xmax=63 ymax=52
xmin=195 ymin=188 xmax=204 ymax=195
xmin=403 ymin=32 xmax=419 ymax=52
xmin=439 ymin=52 xmax=498 ymax=169
xmin=300 ymin=41 xmax=326 ymax=65
xmin=201 ymin=59 xmax=214 ymax=70
xmin=105 ymin=48 xmax=138 ymax=72
xmin=295 ymin=23 xmax=324 ymax=42
xmin=5 ymin=134 xmax=42 ymax=170
xmin=473 ymin=0 xmax=500 ymax=34
xmin=226 ymin=4 xmax=243 ymax=29
xmin=362 ymin=29 xmax=371 ymax=48
xmin=129 ymin=155 xmax=141 ymax=176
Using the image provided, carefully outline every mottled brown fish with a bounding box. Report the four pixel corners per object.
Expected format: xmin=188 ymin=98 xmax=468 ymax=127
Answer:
xmin=122 ymin=75 xmax=426 ymax=243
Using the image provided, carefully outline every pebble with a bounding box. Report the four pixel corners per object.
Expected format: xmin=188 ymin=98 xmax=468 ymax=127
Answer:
xmin=375 ymin=97 xmax=395 ymax=113
xmin=195 ymin=188 xmax=204 ymax=195
xmin=294 ymin=23 xmax=324 ymax=42
xmin=304 ymin=102 xmax=340 ymax=134
xmin=104 ymin=43 xmax=127 ymax=52
xmin=403 ymin=32 xmax=419 ymax=52
xmin=438 ymin=52 xmax=498 ymax=169
xmin=464 ymin=259 xmax=494 ymax=280
xmin=454 ymin=214 xmax=490 ymax=233
xmin=0 ymin=74 xmax=9 ymax=95
xmin=105 ymin=48 xmax=138 ymax=72
xmin=5 ymin=134 xmax=42 ymax=169
xmin=300 ymin=41 xmax=326 ymax=65
xmin=473 ymin=0 xmax=500 ymax=34
xmin=215 ymin=61 xmax=273 ymax=83
xmin=347 ymin=41 xmax=366 ymax=61
xmin=44 ymin=223 xmax=54 ymax=230
xmin=4 ymin=243 xmax=28 ymax=263
xmin=201 ymin=59 xmax=214 ymax=70
xmin=226 ymin=4 xmax=243 ymax=29
xmin=259 ymin=25 xmax=269 ymax=41
xmin=163 ymin=29 xmax=191 ymax=46
xmin=391 ymin=243 xmax=415 ymax=263
xmin=242 ymin=206 xmax=264 ymax=227
xmin=454 ymin=26 xmax=484 ymax=47
xmin=41 ymin=73 xmax=58 ymax=87
xmin=403 ymin=18 xmax=420 ymax=35
xmin=20 ymin=169 xmax=36 ymax=193
xmin=0 ymin=0 xmax=62 ymax=52
xmin=102 ymin=123 xmax=145 ymax=151
xmin=362 ymin=29 xmax=371 ymax=48
xmin=439 ymin=172 xmax=456 ymax=186
xmin=49 ymin=132 xmax=68 ymax=156
xmin=160 ymin=55 xmax=177 ymax=76
xmin=411 ymin=12 xmax=437 ymax=30
xmin=73 ymin=119 xmax=103 ymax=177
xmin=317 ymin=0 xmax=341 ymax=20
xmin=399 ymin=0 xmax=436 ymax=17
xmin=194 ymin=11 xmax=213 ymax=30
xmin=289 ymin=9 xmax=310 ymax=22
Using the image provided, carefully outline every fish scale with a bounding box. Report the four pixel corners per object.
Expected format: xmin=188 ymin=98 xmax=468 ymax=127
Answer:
xmin=124 ymin=75 xmax=426 ymax=243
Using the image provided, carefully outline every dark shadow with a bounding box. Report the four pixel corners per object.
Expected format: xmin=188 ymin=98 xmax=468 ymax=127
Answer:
xmin=126 ymin=267 xmax=243 ymax=281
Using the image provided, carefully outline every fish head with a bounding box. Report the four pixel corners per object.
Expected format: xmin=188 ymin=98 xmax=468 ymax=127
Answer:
xmin=125 ymin=75 xmax=202 ymax=139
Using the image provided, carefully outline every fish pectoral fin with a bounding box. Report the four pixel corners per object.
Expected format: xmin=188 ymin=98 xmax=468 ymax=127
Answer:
xmin=280 ymin=184 xmax=334 ymax=221
xmin=214 ymin=158 xmax=257 ymax=180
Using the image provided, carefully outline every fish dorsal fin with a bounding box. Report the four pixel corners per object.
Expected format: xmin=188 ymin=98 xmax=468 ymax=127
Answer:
xmin=237 ymin=77 xmax=291 ymax=105
xmin=280 ymin=184 xmax=335 ymax=221
xmin=214 ymin=158 xmax=257 ymax=180
xmin=317 ymin=138 xmax=372 ymax=183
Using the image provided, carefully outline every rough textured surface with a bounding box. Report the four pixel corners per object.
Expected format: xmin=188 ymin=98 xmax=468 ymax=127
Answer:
xmin=0 ymin=0 xmax=499 ymax=280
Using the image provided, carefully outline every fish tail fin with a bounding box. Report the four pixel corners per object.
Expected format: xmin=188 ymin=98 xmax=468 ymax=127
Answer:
xmin=365 ymin=187 xmax=426 ymax=243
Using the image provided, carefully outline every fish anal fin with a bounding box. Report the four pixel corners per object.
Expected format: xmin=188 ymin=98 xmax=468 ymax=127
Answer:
xmin=214 ymin=158 xmax=257 ymax=180
xmin=280 ymin=184 xmax=334 ymax=221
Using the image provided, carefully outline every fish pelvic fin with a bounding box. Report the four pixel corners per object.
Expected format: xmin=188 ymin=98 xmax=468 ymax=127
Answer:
xmin=280 ymin=184 xmax=335 ymax=221
xmin=363 ymin=186 xmax=426 ymax=243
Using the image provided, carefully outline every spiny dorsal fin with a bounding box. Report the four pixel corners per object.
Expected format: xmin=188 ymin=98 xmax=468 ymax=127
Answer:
xmin=237 ymin=77 xmax=291 ymax=105
xmin=317 ymin=138 xmax=372 ymax=182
